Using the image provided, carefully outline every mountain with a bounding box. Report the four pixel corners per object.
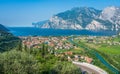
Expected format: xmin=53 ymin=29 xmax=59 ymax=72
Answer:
xmin=99 ymin=6 xmax=120 ymax=31
xmin=0 ymin=24 xmax=9 ymax=31
xmin=32 ymin=20 xmax=48 ymax=28
xmin=33 ymin=6 xmax=120 ymax=31
xmin=0 ymin=24 xmax=20 ymax=52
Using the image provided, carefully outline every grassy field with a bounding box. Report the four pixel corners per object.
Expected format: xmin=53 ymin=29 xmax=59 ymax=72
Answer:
xmin=84 ymin=40 xmax=120 ymax=71
xmin=99 ymin=45 xmax=120 ymax=55
xmin=86 ymin=43 xmax=120 ymax=55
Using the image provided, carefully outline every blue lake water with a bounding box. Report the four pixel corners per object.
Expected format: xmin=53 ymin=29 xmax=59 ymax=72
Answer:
xmin=8 ymin=27 xmax=117 ymax=36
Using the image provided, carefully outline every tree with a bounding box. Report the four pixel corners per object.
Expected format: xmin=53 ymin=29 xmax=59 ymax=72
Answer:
xmin=24 ymin=45 xmax=27 ymax=52
xmin=0 ymin=50 xmax=40 ymax=74
xmin=17 ymin=40 xmax=22 ymax=51
xmin=41 ymin=43 xmax=45 ymax=58
xmin=52 ymin=62 xmax=82 ymax=74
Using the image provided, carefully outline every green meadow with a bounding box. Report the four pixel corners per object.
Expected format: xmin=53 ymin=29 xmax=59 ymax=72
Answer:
xmin=99 ymin=45 xmax=120 ymax=55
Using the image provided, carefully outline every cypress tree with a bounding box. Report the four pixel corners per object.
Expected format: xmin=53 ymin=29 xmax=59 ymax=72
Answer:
xmin=41 ymin=43 xmax=45 ymax=58
xmin=18 ymin=40 xmax=22 ymax=51
xmin=24 ymin=45 xmax=27 ymax=52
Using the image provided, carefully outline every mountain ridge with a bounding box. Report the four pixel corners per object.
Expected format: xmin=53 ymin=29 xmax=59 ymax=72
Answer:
xmin=0 ymin=24 xmax=9 ymax=31
xmin=33 ymin=6 xmax=120 ymax=31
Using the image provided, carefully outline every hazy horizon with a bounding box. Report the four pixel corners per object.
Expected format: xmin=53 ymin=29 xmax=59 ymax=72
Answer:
xmin=0 ymin=0 xmax=120 ymax=27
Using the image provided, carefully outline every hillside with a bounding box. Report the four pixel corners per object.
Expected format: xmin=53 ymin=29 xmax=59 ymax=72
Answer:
xmin=0 ymin=24 xmax=9 ymax=31
xmin=0 ymin=24 xmax=20 ymax=52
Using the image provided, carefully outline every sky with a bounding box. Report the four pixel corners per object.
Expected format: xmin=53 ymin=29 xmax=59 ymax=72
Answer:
xmin=0 ymin=0 xmax=120 ymax=27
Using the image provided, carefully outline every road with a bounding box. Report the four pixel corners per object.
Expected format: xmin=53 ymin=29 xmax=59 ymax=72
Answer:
xmin=73 ymin=61 xmax=108 ymax=74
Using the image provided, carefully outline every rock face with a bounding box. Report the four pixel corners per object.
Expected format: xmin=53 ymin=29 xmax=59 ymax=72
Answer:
xmin=100 ymin=6 xmax=120 ymax=31
xmin=33 ymin=6 xmax=120 ymax=31
xmin=85 ymin=20 xmax=107 ymax=30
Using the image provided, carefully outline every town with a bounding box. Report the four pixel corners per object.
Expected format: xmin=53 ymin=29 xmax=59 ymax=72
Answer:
xmin=20 ymin=36 xmax=94 ymax=63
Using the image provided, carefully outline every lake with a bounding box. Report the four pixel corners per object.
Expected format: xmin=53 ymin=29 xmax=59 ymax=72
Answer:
xmin=8 ymin=27 xmax=117 ymax=36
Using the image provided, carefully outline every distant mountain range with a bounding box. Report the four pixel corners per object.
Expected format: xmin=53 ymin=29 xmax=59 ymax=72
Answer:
xmin=33 ymin=6 xmax=120 ymax=31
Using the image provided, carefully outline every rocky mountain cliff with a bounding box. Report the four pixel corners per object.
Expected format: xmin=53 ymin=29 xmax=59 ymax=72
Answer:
xmin=99 ymin=6 xmax=120 ymax=31
xmin=33 ymin=6 xmax=120 ymax=31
